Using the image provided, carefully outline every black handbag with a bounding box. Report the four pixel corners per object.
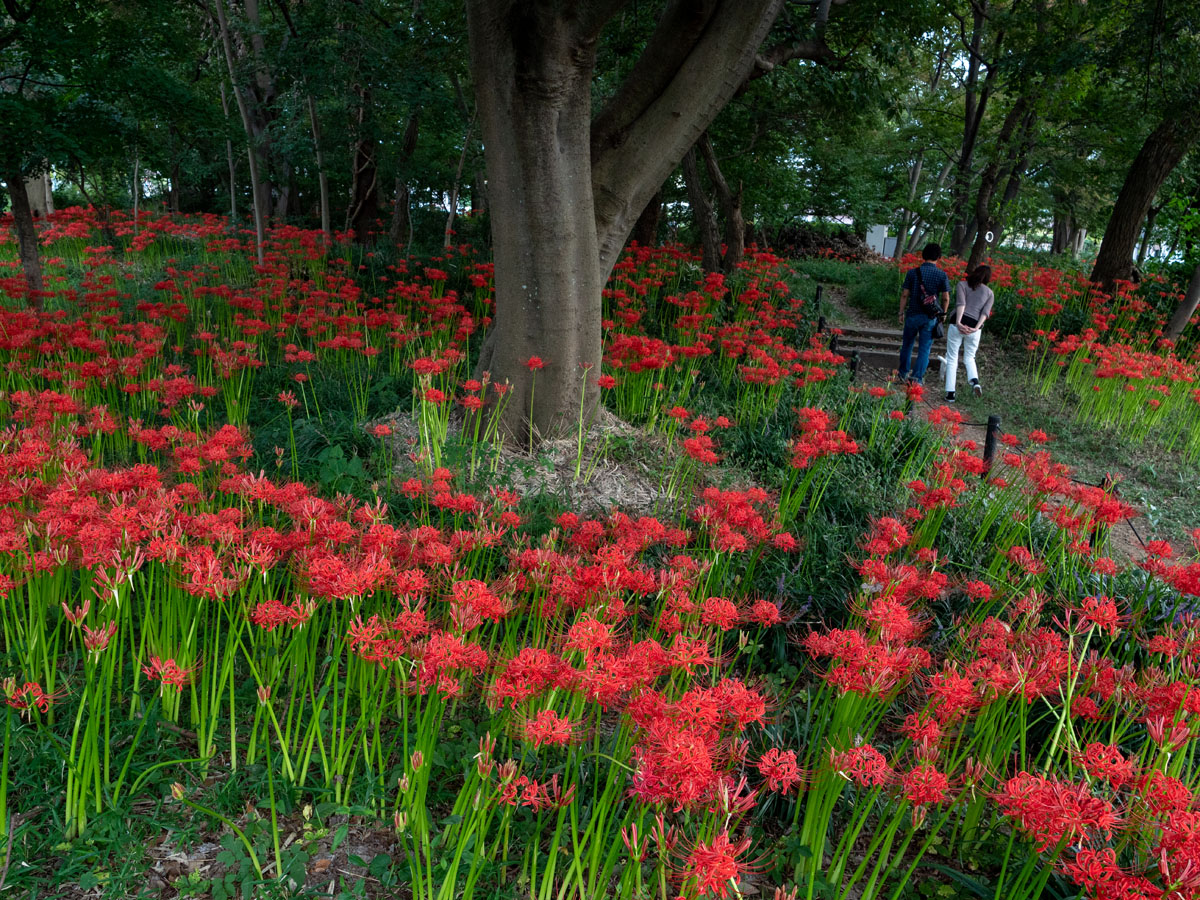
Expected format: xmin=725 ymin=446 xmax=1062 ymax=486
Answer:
xmin=933 ymin=319 xmax=945 ymax=340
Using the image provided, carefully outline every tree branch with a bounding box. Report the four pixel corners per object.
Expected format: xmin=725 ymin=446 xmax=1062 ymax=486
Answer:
xmin=591 ymin=0 xmax=783 ymax=276
xmin=591 ymin=0 xmax=721 ymax=159
xmin=748 ymin=37 xmax=835 ymax=79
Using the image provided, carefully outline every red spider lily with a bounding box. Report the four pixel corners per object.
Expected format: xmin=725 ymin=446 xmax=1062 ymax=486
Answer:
xmin=830 ymin=744 xmax=893 ymax=787
xmin=756 ymin=747 xmax=802 ymax=794
xmin=4 ymin=679 xmax=59 ymax=714
xmin=524 ymin=356 xmax=545 ymax=371
xmin=683 ymin=829 xmax=753 ymax=899
xmin=142 ymin=656 xmax=200 ymax=692
xmin=519 ymin=709 xmax=576 ymax=748
xmin=996 ymin=772 xmax=1120 ymax=851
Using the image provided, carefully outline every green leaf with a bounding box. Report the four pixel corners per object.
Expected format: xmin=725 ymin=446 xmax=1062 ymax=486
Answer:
xmin=920 ymin=863 xmax=991 ymax=898
xmin=331 ymin=823 xmax=349 ymax=852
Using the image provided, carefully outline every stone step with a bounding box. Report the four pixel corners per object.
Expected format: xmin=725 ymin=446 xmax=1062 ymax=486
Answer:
xmin=834 ymin=334 xmax=946 ymax=352
xmin=834 ymin=325 xmax=908 ymax=341
xmin=850 ymin=348 xmax=945 ymax=375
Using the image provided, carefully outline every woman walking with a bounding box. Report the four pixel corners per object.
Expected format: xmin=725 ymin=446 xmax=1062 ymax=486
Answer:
xmin=944 ymin=265 xmax=994 ymax=402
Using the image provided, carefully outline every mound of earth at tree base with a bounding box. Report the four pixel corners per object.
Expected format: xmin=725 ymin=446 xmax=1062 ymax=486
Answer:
xmin=762 ymin=223 xmax=873 ymax=260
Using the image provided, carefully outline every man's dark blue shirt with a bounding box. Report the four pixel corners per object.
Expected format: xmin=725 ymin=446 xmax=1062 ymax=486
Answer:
xmin=902 ymin=262 xmax=951 ymax=315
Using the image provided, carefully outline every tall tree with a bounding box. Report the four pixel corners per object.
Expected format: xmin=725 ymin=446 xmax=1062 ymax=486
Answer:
xmin=1091 ymin=114 xmax=1200 ymax=289
xmin=466 ymin=0 xmax=786 ymax=443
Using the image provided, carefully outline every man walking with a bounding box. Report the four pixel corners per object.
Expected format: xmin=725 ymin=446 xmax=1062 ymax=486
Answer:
xmin=896 ymin=243 xmax=951 ymax=385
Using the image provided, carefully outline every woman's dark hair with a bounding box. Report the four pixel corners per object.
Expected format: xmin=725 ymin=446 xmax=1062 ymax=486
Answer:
xmin=967 ymin=265 xmax=992 ymax=288
xmin=922 ymin=243 xmax=942 ymax=261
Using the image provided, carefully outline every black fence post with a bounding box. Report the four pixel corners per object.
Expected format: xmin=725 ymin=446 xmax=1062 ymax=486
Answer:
xmin=849 ymin=350 xmax=860 ymax=380
xmin=815 ymin=284 xmax=823 ymax=316
xmin=816 ymin=315 xmax=826 ymax=335
xmin=982 ymin=415 xmax=1001 ymax=470
xmin=829 ymin=332 xmax=840 ymax=354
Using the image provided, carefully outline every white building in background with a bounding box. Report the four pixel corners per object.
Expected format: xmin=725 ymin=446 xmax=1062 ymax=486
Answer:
xmin=867 ymin=225 xmax=897 ymax=258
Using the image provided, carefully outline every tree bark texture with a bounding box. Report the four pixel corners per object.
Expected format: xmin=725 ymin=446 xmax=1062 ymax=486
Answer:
xmin=1165 ymin=262 xmax=1200 ymax=344
xmin=467 ymin=1 xmax=608 ymax=444
xmin=467 ymin=0 xmax=782 ymax=443
xmin=682 ymin=147 xmax=722 ymax=273
xmin=1091 ymin=115 xmax=1200 ymax=290
xmin=23 ymin=171 xmax=52 ymax=216
xmin=1137 ymin=206 xmax=1160 ymax=266
xmin=3 ymin=161 xmax=44 ymax=307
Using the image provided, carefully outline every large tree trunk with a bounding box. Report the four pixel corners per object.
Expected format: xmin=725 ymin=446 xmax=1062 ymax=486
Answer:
xmin=1091 ymin=115 xmax=1200 ymax=290
xmin=388 ymin=112 xmax=421 ymax=250
xmin=3 ymin=161 xmax=44 ymax=307
xmin=467 ymin=0 xmax=781 ymax=443
xmin=1165 ymin=262 xmax=1200 ymax=344
xmin=1051 ymin=211 xmax=1078 ymax=255
xmin=467 ymin=3 xmax=605 ymax=445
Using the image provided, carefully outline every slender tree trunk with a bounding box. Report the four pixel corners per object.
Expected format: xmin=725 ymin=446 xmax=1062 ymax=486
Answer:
xmin=1165 ymin=262 xmax=1200 ymax=343
xmin=697 ymin=133 xmax=744 ymax=271
xmin=346 ymin=86 xmax=381 ymax=243
xmin=3 ymin=161 xmax=44 ymax=307
xmin=219 ymin=81 xmax=238 ymax=222
xmin=905 ymin=158 xmax=954 ymax=256
xmin=242 ymin=0 xmax=280 ymax=224
xmin=132 ymin=154 xmax=140 ymax=234
xmin=388 ymin=177 xmax=411 ymax=250
xmin=895 ymin=151 xmax=925 ymax=259
xmin=444 ymin=114 xmax=476 ymax=249
xmin=307 ymin=94 xmax=330 ymax=237
xmin=1136 ymin=205 xmax=1160 ymax=266
xmin=966 ymin=98 xmax=1032 ymax=270
xmin=949 ymin=1 xmax=1001 ymax=256
xmin=682 ymin=147 xmax=722 ymax=273
xmin=214 ymin=0 xmax=265 ymax=264
xmin=630 ymin=190 xmax=662 ymax=246
xmin=388 ymin=112 xmax=420 ymax=250
xmin=1091 ymin=115 xmax=1200 ymax=290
